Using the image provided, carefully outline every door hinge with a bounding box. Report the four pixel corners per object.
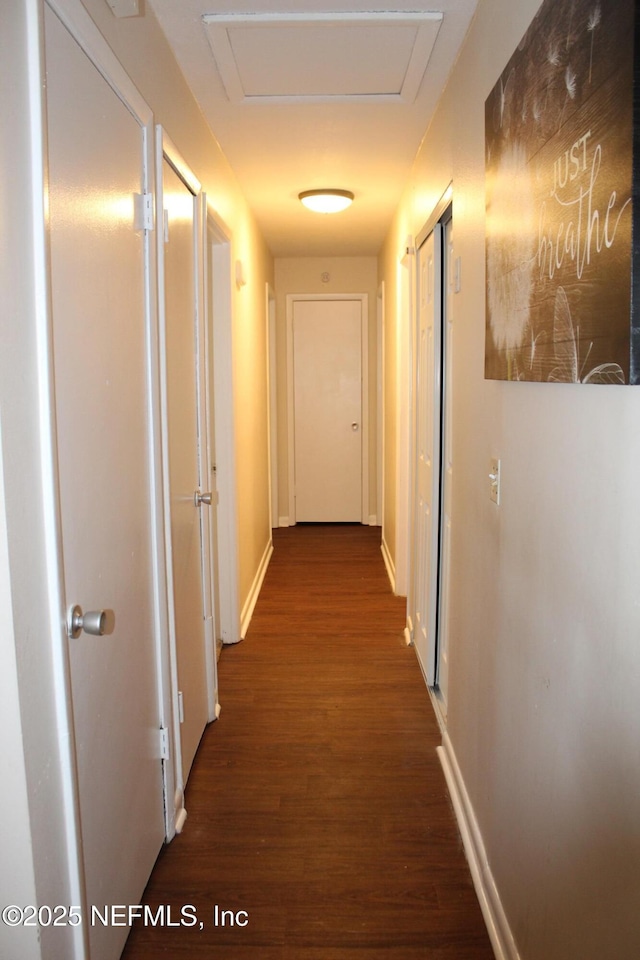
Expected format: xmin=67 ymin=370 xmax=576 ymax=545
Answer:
xmin=159 ymin=726 xmax=170 ymax=760
xmin=134 ymin=192 xmax=155 ymax=231
xmin=178 ymin=691 xmax=184 ymax=723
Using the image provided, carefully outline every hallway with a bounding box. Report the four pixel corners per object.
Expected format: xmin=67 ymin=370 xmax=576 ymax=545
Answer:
xmin=122 ymin=525 xmax=494 ymax=959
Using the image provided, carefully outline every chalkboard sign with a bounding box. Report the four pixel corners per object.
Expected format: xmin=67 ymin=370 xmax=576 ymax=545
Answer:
xmin=485 ymin=0 xmax=638 ymax=383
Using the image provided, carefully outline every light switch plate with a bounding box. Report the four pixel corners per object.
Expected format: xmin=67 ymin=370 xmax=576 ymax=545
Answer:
xmin=489 ymin=458 xmax=501 ymax=505
xmin=454 ymin=256 xmax=461 ymax=293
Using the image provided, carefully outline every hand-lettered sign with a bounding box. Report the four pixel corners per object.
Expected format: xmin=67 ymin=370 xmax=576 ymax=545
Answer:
xmin=485 ymin=0 xmax=638 ymax=383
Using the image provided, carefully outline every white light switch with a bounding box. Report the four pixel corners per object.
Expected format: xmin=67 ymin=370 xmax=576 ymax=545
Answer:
xmin=489 ymin=458 xmax=501 ymax=505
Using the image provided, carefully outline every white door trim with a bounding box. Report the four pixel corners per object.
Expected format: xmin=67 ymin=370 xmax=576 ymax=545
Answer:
xmin=156 ymin=127 xmax=204 ymax=833
xmin=199 ymin=194 xmax=219 ymax=722
xmin=205 ymin=204 xmax=242 ymax=646
xmin=286 ymin=293 xmax=369 ymax=525
xmin=376 ymin=282 xmax=384 ymax=528
xmin=267 ymin=284 xmax=278 ymax=529
xmin=395 ymin=246 xmax=414 ymax=596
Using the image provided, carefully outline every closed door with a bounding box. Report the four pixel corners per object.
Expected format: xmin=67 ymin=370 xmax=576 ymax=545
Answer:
xmin=293 ymin=299 xmax=363 ymax=522
xmin=412 ymin=226 xmax=442 ymax=682
xmin=45 ymin=7 xmax=164 ymax=959
xmin=161 ymin=157 xmax=209 ymax=784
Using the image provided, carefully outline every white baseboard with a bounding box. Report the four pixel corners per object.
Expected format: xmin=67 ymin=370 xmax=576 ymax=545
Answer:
xmin=240 ymin=538 xmax=274 ymax=639
xmin=278 ymin=516 xmax=290 ymax=527
xmin=173 ymin=786 xmax=187 ymax=836
xmin=368 ymin=514 xmax=378 ymax=526
xmin=380 ymin=535 xmax=395 ymax=592
xmin=437 ymin=734 xmax=520 ymax=960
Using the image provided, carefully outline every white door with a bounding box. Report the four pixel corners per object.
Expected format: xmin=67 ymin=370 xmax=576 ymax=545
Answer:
xmin=160 ymin=155 xmax=209 ymax=786
xmin=45 ymin=8 xmax=164 ymax=959
xmin=292 ymin=299 xmax=363 ymax=522
xmin=412 ymin=226 xmax=442 ymax=682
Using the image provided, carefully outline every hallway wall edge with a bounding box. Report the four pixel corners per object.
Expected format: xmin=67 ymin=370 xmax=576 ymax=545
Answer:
xmin=438 ymin=736 xmax=521 ymax=960
xmin=380 ymin=535 xmax=396 ymax=592
xmin=240 ymin=537 xmax=274 ymax=639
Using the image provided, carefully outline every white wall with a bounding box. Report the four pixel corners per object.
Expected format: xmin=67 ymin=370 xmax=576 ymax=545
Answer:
xmin=274 ymin=257 xmax=379 ymax=525
xmin=380 ymin=0 xmax=640 ymax=956
xmin=0 ymin=433 xmax=40 ymax=960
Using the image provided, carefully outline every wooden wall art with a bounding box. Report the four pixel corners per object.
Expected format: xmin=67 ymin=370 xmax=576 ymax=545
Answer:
xmin=485 ymin=0 xmax=639 ymax=383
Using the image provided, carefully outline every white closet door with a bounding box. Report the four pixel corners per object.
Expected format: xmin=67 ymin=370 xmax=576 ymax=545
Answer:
xmin=161 ymin=157 xmax=209 ymax=785
xmin=413 ymin=227 xmax=442 ymax=683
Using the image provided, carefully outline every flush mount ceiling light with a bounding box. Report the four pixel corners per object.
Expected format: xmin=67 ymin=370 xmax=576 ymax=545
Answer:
xmin=298 ymin=189 xmax=354 ymax=214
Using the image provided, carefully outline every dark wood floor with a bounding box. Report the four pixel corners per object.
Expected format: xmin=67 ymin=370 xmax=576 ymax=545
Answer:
xmin=122 ymin=524 xmax=494 ymax=959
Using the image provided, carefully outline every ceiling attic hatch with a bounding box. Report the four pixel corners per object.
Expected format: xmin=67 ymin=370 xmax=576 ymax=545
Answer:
xmin=202 ymin=11 xmax=443 ymax=105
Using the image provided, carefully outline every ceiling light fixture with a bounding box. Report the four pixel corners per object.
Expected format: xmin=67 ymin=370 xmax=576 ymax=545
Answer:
xmin=298 ymin=189 xmax=354 ymax=214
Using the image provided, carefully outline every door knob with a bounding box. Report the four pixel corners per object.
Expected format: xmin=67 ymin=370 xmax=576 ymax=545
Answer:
xmin=67 ymin=604 xmax=115 ymax=639
xmin=194 ymin=490 xmax=213 ymax=507
xmin=351 ymin=422 xmax=360 ymax=431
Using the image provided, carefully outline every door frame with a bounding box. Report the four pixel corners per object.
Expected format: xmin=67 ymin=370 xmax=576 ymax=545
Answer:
xmin=204 ymin=204 xmax=241 ymax=647
xmin=199 ymin=202 xmax=220 ymax=722
xmin=286 ymin=293 xmax=369 ymax=525
xmin=156 ymin=127 xmax=215 ymax=830
xmin=395 ymin=244 xmax=414 ymax=595
xmin=267 ymin=283 xmax=278 ymax=529
xmin=37 ymin=0 xmax=169 ymax=954
xmin=376 ymin=282 xmax=384 ymax=527
xmin=407 ymin=188 xmax=454 ymax=716
xmin=434 ymin=210 xmax=454 ymax=712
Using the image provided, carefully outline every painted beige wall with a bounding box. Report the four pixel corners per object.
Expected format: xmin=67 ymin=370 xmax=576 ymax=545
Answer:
xmin=378 ymin=249 xmax=413 ymax=590
xmin=232 ymin=221 xmax=274 ymax=608
xmin=380 ymin=0 xmax=640 ymax=956
xmin=79 ymin=0 xmax=274 ymax=618
xmin=274 ymin=257 xmax=379 ymax=525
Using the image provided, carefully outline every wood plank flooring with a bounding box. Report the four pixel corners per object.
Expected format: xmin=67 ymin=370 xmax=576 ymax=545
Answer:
xmin=122 ymin=524 xmax=494 ymax=959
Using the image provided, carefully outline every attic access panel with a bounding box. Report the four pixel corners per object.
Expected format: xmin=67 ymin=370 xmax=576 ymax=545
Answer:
xmin=202 ymin=11 xmax=443 ymax=104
